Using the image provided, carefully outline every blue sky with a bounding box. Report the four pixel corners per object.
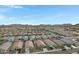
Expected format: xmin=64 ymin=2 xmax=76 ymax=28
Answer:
xmin=0 ymin=5 xmax=79 ymax=25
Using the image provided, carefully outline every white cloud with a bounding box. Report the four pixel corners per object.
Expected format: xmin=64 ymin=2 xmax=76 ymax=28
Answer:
xmin=0 ymin=15 xmax=8 ymax=19
xmin=0 ymin=15 xmax=30 ymax=20
xmin=0 ymin=14 xmax=43 ymax=25
xmin=4 ymin=5 xmax=23 ymax=8
xmin=0 ymin=14 xmax=79 ymax=25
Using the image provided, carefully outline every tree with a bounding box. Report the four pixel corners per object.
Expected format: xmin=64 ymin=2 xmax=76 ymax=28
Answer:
xmin=0 ymin=48 xmax=5 ymax=54
xmin=0 ymin=35 xmax=3 ymax=45
xmin=73 ymin=33 xmax=78 ymax=36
